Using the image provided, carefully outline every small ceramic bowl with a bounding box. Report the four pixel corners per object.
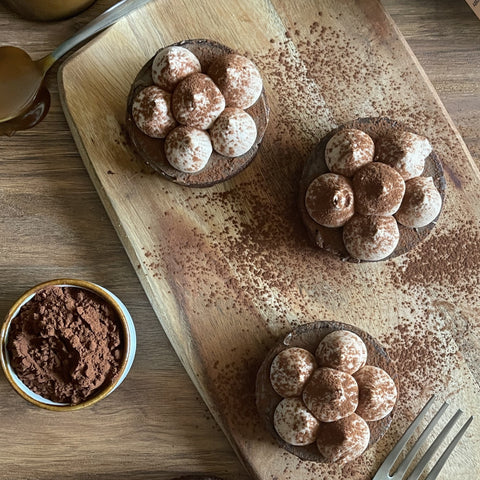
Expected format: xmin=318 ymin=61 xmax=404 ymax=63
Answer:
xmin=0 ymin=278 xmax=136 ymax=411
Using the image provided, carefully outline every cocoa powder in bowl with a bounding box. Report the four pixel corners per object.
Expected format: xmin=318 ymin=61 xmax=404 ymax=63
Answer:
xmin=6 ymin=285 xmax=124 ymax=405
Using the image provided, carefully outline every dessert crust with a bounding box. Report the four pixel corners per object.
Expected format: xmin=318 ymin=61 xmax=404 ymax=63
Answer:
xmin=126 ymin=39 xmax=269 ymax=188
xmin=298 ymin=117 xmax=446 ymax=261
xmin=255 ymin=320 xmax=398 ymax=462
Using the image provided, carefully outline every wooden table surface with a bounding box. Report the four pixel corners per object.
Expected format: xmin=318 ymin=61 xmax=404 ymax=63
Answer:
xmin=0 ymin=1 xmax=479 ymax=479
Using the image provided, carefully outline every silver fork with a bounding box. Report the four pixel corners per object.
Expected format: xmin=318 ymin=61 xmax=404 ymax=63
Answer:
xmin=373 ymin=395 xmax=473 ymax=480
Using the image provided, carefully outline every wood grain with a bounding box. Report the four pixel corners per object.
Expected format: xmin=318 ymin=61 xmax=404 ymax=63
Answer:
xmin=57 ymin=0 xmax=480 ymax=479
xmin=0 ymin=0 xmax=479 ymax=479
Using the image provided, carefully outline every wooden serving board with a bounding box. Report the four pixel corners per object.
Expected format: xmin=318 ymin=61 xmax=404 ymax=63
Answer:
xmin=58 ymin=1 xmax=480 ymax=478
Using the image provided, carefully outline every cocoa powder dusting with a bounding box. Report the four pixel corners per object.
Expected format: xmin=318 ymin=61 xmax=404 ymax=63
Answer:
xmin=7 ymin=286 xmax=123 ymax=404
xmin=391 ymin=221 xmax=480 ymax=299
xmin=131 ymin=14 xmax=480 ymax=480
xmin=171 ymin=73 xmax=224 ymax=129
xmin=353 ymin=162 xmax=405 ymax=216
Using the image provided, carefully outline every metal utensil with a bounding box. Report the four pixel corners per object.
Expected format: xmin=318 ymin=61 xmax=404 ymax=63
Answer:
xmin=373 ymin=395 xmax=473 ymax=480
xmin=0 ymin=0 xmax=152 ymax=130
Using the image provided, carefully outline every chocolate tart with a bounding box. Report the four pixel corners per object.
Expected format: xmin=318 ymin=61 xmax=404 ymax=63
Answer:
xmin=299 ymin=117 xmax=446 ymax=261
xmin=126 ymin=39 xmax=270 ymax=188
xmin=255 ymin=321 xmax=398 ymax=462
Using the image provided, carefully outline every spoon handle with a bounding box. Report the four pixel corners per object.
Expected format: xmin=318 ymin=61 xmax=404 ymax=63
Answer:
xmin=50 ymin=0 xmax=153 ymax=63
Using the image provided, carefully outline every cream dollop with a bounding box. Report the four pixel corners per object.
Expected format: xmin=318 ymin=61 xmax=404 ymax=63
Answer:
xmin=208 ymin=53 xmax=263 ymax=109
xmin=164 ymin=126 xmax=212 ymax=173
xmin=315 ymin=330 xmax=367 ymax=375
xmin=172 ymin=73 xmax=225 ymax=130
xmin=325 ymin=129 xmax=375 ymax=177
xmin=395 ymin=176 xmax=442 ymax=228
xmin=354 ymin=366 xmax=397 ymax=421
xmin=210 ymin=107 xmax=257 ymax=157
xmin=353 ymin=162 xmax=406 ymax=216
xmin=316 ymin=413 xmax=370 ymax=463
xmin=302 ymin=367 xmax=359 ymax=422
xmin=274 ymin=397 xmax=320 ymax=446
xmin=343 ymin=214 xmax=400 ymax=261
xmin=132 ymin=85 xmax=176 ymax=138
xmin=270 ymin=347 xmax=317 ymax=398
xmin=152 ymin=46 xmax=202 ymax=91
xmin=375 ymin=130 xmax=432 ymax=180
xmin=305 ymin=173 xmax=355 ymax=228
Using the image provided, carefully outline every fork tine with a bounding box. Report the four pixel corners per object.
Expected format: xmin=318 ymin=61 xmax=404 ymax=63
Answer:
xmin=424 ymin=415 xmax=473 ymax=480
xmin=372 ymin=395 xmax=437 ymax=480
xmin=406 ymin=409 xmax=464 ymax=480
xmin=393 ymin=401 xmax=449 ymax=479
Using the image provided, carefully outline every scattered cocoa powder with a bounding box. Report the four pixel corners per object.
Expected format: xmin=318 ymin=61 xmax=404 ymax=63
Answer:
xmin=123 ymin=12 xmax=480 ymax=480
xmin=7 ymin=286 xmax=123 ymax=405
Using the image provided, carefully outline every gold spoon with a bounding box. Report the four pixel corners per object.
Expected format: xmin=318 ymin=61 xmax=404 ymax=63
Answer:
xmin=0 ymin=0 xmax=152 ymax=135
